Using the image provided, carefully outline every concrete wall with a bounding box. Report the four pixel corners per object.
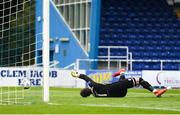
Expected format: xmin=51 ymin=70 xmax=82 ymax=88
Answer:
xmin=35 ymin=0 xmax=88 ymax=68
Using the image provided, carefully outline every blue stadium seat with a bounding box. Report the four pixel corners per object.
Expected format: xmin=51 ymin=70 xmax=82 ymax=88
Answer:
xmin=99 ymin=0 xmax=180 ymax=70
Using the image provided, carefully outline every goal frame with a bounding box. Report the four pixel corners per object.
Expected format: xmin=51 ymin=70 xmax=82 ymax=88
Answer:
xmin=43 ymin=0 xmax=50 ymax=102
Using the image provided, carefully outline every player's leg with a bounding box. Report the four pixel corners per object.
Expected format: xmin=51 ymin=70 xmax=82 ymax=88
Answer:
xmin=128 ymin=77 xmax=157 ymax=92
xmin=112 ymin=70 xmax=154 ymax=92
xmin=139 ymin=78 xmax=154 ymax=92
xmin=112 ymin=69 xmax=125 ymax=77
xmin=119 ymin=77 xmax=167 ymax=97
xmin=112 ymin=69 xmax=126 ymax=80
xmin=136 ymin=77 xmax=167 ymax=97
xmin=119 ymin=74 xmax=126 ymax=80
xmin=112 ymin=69 xmax=158 ymax=93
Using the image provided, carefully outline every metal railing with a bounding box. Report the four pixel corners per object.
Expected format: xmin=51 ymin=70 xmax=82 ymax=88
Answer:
xmin=64 ymin=45 xmax=180 ymax=70
xmin=98 ymin=46 xmax=131 ymax=69
xmin=74 ymin=59 xmax=180 ymax=70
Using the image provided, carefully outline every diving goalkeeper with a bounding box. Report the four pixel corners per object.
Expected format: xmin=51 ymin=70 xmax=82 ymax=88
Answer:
xmin=71 ymin=69 xmax=167 ymax=97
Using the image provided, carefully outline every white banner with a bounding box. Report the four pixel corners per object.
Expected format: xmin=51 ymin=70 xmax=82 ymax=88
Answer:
xmin=142 ymin=71 xmax=180 ymax=87
xmin=0 ymin=67 xmax=85 ymax=88
xmin=1 ymin=68 xmax=179 ymax=88
xmin=57 ymin=70 xmax=86 ymax=88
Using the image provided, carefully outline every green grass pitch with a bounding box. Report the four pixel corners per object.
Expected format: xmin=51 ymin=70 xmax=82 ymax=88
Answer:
xmin=0 ymin=87 xmax=180 ymax=114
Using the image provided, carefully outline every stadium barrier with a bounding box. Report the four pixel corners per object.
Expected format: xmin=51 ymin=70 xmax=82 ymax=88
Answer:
xmin=98 ymin=46 xmax=132 ymax=70
xmin=0 ymin=68 xmax=85 ymax=88
xmin=75 ymin=59 xmax=180 ymax=70
xmin=1 ymin=68 xmax=180 ymax=88
xmin=143 ymin=70 xmax=180 ymax=88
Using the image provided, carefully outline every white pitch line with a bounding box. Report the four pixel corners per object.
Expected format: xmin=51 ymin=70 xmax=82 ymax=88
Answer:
xmin=47 ymin=102 xmax=180 ymax=112
xmin=80 ymin=104 xmax=180 ymax=112
xmin=47 ymin=102 xmax=63 ymax=105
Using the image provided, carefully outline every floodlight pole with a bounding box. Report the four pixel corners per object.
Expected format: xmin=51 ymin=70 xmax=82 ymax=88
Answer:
xmin=43 ymin=0 xmax=50 ymax=102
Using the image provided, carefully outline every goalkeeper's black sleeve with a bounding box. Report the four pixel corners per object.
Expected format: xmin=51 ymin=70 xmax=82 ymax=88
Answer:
xmin=79 ymin=74 xmax=97 ymax=87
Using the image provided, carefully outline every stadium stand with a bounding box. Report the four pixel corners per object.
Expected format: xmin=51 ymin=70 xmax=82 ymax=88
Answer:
xmin=99 ymin=0 xmax=180 ymax=70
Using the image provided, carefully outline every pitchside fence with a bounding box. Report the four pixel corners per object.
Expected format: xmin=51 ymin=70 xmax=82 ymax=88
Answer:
xmin=74 ymin=59 xmax=180 ymax=70
xmin=69 ymin=46 xmax=180 ymax=70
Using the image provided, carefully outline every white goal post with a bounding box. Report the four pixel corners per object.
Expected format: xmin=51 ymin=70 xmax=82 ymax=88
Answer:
xmin=43 ymin=0 xmax=50 ymax=102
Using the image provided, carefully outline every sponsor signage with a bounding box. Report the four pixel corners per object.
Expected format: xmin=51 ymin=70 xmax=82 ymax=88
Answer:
xmin=86 ymin=70 xmax=142 ymax=84
xmin=142 ymin=71 xmax=180 ymax=87
xmin=86 ymin=70 xmax=112 ymax=84
xmin=0 ymin=68 xmax=85 ymax=87
xmin=1 ymin=68 xmax=179 ymax=88
xmin=0 ymin=67 xmax=58 ymax=86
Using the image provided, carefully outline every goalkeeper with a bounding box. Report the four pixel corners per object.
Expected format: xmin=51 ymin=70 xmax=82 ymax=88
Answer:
xmin=71 ymin=69 xmax=167 ymax=97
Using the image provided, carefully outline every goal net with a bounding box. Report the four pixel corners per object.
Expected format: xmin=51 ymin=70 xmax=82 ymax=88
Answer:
xmin=0 ymin=0 xmax=50 ymax=104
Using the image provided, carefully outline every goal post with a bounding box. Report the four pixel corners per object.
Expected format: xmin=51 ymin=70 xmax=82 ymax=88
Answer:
xmin=0 ymin=0 xmax=50 ymax=104
xmin=43 ymin=0 xmax=50 ymax=102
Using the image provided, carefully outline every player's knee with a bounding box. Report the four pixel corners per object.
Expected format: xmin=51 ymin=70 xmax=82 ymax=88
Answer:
xmin=132 ymin=77 xmax=141 ymax=86
xmin=139 ymin=77 xmax=143 ymax=82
